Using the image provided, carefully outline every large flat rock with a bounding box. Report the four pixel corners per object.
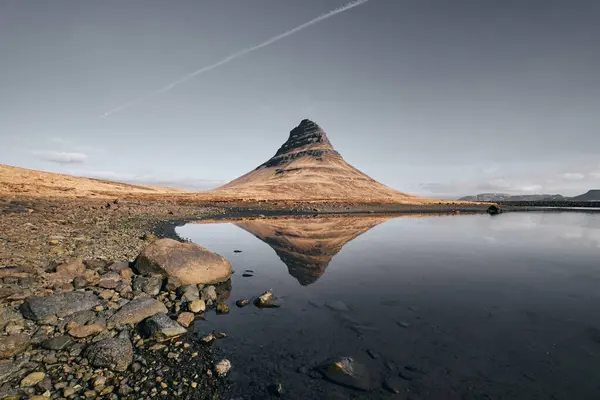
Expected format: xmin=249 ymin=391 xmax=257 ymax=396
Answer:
xmin=19 ymin=291 xmax=100 ymax=321
xmin=108 ymin=298 xmax=167 ymax=328
xmin=134 ymin=239 xmax=231 ymax=285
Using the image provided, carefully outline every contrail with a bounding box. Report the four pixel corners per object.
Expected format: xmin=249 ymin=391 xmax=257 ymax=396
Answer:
xmin=100 ymin=0 xmax=371 ymax=118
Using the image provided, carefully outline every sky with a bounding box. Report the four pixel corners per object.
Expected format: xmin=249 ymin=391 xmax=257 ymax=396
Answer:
xmin=1 ymin=0 xmax=599 ymax=198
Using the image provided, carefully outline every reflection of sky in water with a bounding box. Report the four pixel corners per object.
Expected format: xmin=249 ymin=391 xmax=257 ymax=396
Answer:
xmin=177 ymin=212 xmax=600 ymax=400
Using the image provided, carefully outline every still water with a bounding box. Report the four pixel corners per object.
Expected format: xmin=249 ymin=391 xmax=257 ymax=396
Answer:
xmin=176 ymin=212 xmax=600 ymax=400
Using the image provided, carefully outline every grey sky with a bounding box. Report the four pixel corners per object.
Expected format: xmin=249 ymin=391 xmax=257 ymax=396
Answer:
xmin=1 ymin=0 xmax=599 ymax=197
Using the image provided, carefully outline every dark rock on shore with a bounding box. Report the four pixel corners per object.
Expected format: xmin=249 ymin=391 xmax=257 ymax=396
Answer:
xmin=85 ymin=337 xmax=133 ymax=372
xmin=20 ymin=291 xmax=100 ymax=321
xmin=41 ymin=335 xmax=72 ymax=350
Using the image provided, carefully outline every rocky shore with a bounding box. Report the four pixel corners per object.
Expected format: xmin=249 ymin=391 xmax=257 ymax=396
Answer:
xmin=0 ymin=197 xmax=238 ymax=399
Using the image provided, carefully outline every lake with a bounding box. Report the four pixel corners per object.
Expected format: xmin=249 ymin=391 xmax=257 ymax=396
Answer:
xmin=176 ymin=212 xmax=600 ymax=399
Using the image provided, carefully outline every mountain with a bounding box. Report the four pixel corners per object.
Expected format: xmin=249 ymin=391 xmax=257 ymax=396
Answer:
xmin=212 ymin=119 xmax=421 ymax=202
xmin=234 ymin=216 xmax=392 ymax=285
xmin=570 ymin=190 xmax=600 ymax=201
xmin=0 ymin=164 xmax=188 ymax=198
xmin=459 ymin=193 xmax=566 ymax=202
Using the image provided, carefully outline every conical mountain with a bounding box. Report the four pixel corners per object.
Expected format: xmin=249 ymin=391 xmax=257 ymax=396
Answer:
xmin=234 ymin=216 xmax=392 ymax=285
xmin=212 ymin=119 xmax=417 ymax=201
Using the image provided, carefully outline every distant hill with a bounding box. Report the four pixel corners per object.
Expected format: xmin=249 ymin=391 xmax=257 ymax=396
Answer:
xmin=459 ymin=193 xmax=566 ymax=202
xmin=0 ymin=164 xmax=189 ymax=198
xmin=570 ymin=190 xmax=600 ymax=201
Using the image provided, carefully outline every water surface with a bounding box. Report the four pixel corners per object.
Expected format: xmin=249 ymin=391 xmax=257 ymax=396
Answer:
xmin=177 ymin=212 xmax=600 ymax=399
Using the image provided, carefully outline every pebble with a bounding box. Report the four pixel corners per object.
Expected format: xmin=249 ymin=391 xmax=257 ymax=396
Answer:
xmin=20 ymin=371 xmax=46 ymax=387
xmin=215 ymin=359 xmax=231 ymax=377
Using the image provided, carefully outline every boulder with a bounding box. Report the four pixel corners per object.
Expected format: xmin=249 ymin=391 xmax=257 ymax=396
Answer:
xmin=487 ymin=205 xmax=502 ymax=215
xmin=316 ymin=356 xmax=371 ymax=391
xmin=108 ymin=298 xmax=167 ymax=328
xmin=142 ymin=313 xmax=187 ymax=341
xmin=134 ymin=239 xmax=231 ymax=285
xmin=85 ymin=338 xmax=133 ymax=372
xmin=20 ymin=292 xmax=100 ymax=321
xmin=0 ymin=334 xmax=30 ymax=359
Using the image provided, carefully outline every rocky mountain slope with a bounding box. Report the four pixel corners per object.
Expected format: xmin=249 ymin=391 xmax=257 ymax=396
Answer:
xmin=211 ymin=119 xmax=424 ymax=202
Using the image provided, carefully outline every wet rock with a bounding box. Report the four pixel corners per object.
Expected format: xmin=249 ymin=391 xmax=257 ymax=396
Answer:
xmin=41 ymin=335 xmax=72 ymax=351
xmin=242 ymin=273 xmax=253 ymax=278
xmin=366 ymin=349 xmax=380 ymax=360
xmin=142 ymin=313 xmax=187 ymax=341
xmin=99 ymin=272 xmax=121 ymax=289
xmin=134 ymin=238 xmax=232 ymax=284
xmin=177 ymin=312 xmax=195 ymax=328
xmin=188 ymin=299 xmax=206 ymax=313
xmin=200 ymin=286 xmax=217 ymax=302
xmin=215 ymin=302 xmax=229 ymax=314
xmin=0 ymin=333 xmax=30 ymax=359
xmin=235 ymin=299 xmax=249 ymax=308
xmin=178 ymin=285 xmax=199 ymax=302
xmin=316 ymin=356 xmax=371 ymax=391
xmin=133 ymin=275 xmax=162 ymax=297
xmin=254 ymin=291 xmax=281 ymax=308
xmin=383 ymin=376 xmax=402 ymax=394
xmin=68 ymin=322 xmax=106 ymax=338
xmin=20 ymin=291 xmax=100 ymax=321
xmin=85 ymin=338 xmax=133 ymax=372
xmin=215 ymin=359 xmax=231 ymax=377
xmin=325 ymin=301 xmax=351 ymax=312
xmin=20 ymin=371 xmax=45 ymax=387
xmin=108 ymin=298 xmax=167 ymax=328
xmin=233 ymin=250 xmax=242 ymax=253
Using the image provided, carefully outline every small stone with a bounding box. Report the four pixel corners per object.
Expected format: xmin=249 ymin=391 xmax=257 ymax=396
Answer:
xmin=99 ymin=272 xmax=121 ymax=289
xmin=254 ymin=291 xmax=280 ymax=308
xmin=85 ymin=338 xmax=133 ymax=372
xmin=177 ymin=312 xmax=195 ymax=328
xmin=215 ymin=302 xmax=229 ymax=314
xmin=167 ymin=352 xmax=178 ymax=359
xmin=73 ymin=276 xmax=88 ymax=289
xmin=235 ymin=299 xmax=249 ymax=308
xmin=132 ymin=275 xmax=162 ymax=297
xmin=189 ymin=299 xmax=206 ymax=313
xmin=149 ymin=344 xmax=166 ymax=351
xmin=268 ymin=382 xmax=284 ymax=397
xmin=69 ymin=323 xmax=106 ymax=338
xmin=99 ymin=290 xmax=115 ymax=300
xmin=317 ymin=356 xmax=371 ymax=391
xmin=200 ymin=334 xmax=215 ymax=344
xmin=132 ymin=362 xmax=142 ymax=372
xmin=215 ymin=359 xmax=231 ymax=377
xmin=93 ymin=376 xmax=107 ymax=388
xmin=21 ymin=371 xmax=46 ymax=387
xmin=166 ymin=276 xmax=182 ymax=292
xmin=0 ymin=333 xmax=30 ymax=358
xmin=63 ymin=387 xmax=76 ymax=396
xmin=191 ymin=381 xmax=197 ymax=388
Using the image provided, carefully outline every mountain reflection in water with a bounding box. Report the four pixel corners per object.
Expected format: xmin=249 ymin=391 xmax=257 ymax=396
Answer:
xmin=233 ymin=216 xmax=393 ymax=285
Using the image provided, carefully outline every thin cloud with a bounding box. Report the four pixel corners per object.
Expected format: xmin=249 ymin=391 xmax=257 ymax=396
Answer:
xmin=100 ymin=0 xmax=371 ymax=118
xmin=32 ymin=150 xmax=88 ymax=164
xmin=560 ymin=172 xmax=585 ymax=181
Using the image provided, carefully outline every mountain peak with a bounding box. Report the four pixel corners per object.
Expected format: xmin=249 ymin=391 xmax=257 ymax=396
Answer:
xmin=264 ymin=119 xmax=338 ymax=168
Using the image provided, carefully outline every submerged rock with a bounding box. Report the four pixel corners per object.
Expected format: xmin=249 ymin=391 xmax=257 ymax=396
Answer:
xmin=108 ymin=298 xmax=167 ymax=328
xmin=20 ymin=291 xmax=100 ymax=321
xmin=235 ymin=299 xmax=249 ymax=308
xmin=142 ymin=313 xmax=187 ymax=341
xmin=325 ymin=301 xmax=351 ymax=312
xmin=134 ymin=238 xmax=231 ymax=284
xmin=254 ymin=291 xmax=281 ymax=308
xmin=85 ymin=338 xmax=133 ymax=372
xmin=215 ymin=359 xmax=231 ymax=377
xmin=215 ymin=302 xmax=230 ymax=314
xmin=316 ymin=356 xmax=371 ymax=391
